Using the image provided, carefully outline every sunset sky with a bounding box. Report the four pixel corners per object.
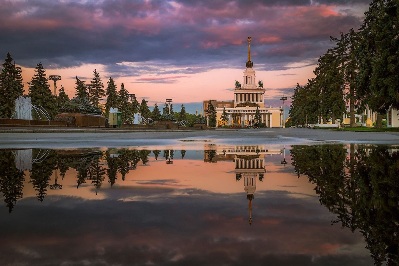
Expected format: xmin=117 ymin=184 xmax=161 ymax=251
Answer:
xmin=0 ymin=0 xmax=370 ymax=113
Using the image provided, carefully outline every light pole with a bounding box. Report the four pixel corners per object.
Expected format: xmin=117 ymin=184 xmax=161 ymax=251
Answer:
xmin=280 ymin=96 xmax=287 ymax=128
xmin=128 ymin=93 xmax=136 ymax=102
xmin=49 ymin=75 xmax=61 ymax=95
xmin=166 ymin=99 xmax=172 ymax=114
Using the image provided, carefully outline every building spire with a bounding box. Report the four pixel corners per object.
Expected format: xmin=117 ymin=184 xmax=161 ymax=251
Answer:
xmin=246 ymin=36 xmax=253 ymax=68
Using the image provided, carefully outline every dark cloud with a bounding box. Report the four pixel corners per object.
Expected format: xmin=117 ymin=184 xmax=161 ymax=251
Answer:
xmin=0 ymin=0 xmax=369 ymax=77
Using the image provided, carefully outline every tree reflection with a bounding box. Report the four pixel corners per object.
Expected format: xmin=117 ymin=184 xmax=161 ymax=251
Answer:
xmin=0 ymin=150 xmax=25 ymax=213
xmin=291 ymin=144 xmax=399 ymax=265
xmin=30 ymin=150 xmax=57 ymax=202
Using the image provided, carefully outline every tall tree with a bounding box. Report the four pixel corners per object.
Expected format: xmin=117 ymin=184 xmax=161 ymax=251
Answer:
xmin=357 ymin=0 xmax=399 ymax=127
xmin=118 ymin=83 xmax=135 ymax=124
xmin=313 ymin=47 xmax=346 ymax=124
xmin=332 ymin=30 xmax=360 ymax=127
xmin=105 ymin=77 xmax=119 ymax=116
xmin=74 ymin=76 xmax=87 ymax=100
xmin=57 ymin=85 xmax=70 ymax=112
xmin=220 ymin=107 xmax=229 ymax=126
xmin=0 ymin=53 xmax=24 ymax=118
xmin=0 ymin=150 xmax=25 ymax=213
xmin=207 ymin=101 xmax=217 ymax=127
xmin=178 ymin=104 xmax=187 ymax=121
xmin=28 ymin=63 xmax=57 ymax=119
xmin=89 ymin=69 xmax=105 ymax=108
xmin=254 ymin=106 xmax=261 ymax=126
xmin=289 ymin=82 xmax=319 ymax=126
xmin=151 ymin=103 xmax=162 ymax=121
xmin=139 ymin=99 xmax=151 ymax=120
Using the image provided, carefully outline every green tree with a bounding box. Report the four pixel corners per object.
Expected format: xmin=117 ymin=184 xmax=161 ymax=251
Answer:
xmin=105 ymin=77 xmax=119 ymax=116
xmin=28 ymin=63 xmax=57 ymax=119
xmin=0 ymin=53 xmax=24 ymax=118
xmin=332 ymin=30 xmax=359 ymax=127
xmin=357 ymin=0 xmax=399 ymax=127
xmin=254 ymin=106 xmax=261 ymax=126
xmin=57 ymin=85 xmax=70 ymax=112
xmin=289 ymin=82 xmax=319 ymax=126
xmin=65 ymin=77 xmax=101 ymax=114
xmin=74 ymin=76 xmax=87 ymax=100
xmin=89 ymin=69 xmax=105 ymax=108
xmin=207 ymin=100 xmax=217 ymax=127
xmin=151 ymin=103 xmax=162 ymax=121
xmin=139 ymin=99 xmax=151 ymax=121
xmin=313 ymin=47 xmax=346 ymax=124
xmin=118 ymin=83 xmax=135 ymax=124
xmin=178 ymin=104 xmax=187 ymax=121
xmin=220 ymin=107 xmax=229 ymax=126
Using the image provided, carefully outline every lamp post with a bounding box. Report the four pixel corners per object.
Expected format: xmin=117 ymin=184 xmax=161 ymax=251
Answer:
xmin=280 ymin=96 xmax=287 ymax=128
xmin=166 ymin=98 xmax=172 ymax=114
xmin=128 ymin=93 xmax=136 ymax=102
xmin=49 ymin=75 xmax=61 ymax=95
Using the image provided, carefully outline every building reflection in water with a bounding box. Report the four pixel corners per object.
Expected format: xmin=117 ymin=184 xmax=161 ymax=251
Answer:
xmin=1 ymin=144 xmax=397 ymax=264
xmin=204 ymin=145 xmax=281 ymax=225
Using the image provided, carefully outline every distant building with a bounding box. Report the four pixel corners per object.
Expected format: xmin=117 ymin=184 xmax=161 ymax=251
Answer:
xmin=203 ymin=37 xmax=283 ymax=128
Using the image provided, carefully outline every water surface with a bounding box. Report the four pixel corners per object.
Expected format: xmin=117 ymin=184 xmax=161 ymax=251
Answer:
xmin=1 ymin=143 xmax=398 ymax=265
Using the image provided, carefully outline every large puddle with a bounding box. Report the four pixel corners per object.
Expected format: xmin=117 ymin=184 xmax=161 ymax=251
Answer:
xmin=1 ymin=143 xmax=398 ymax=265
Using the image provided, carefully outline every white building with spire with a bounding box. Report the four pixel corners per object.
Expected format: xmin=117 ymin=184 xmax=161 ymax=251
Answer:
xmin=204 ymin=37 xmax=283 ymax=128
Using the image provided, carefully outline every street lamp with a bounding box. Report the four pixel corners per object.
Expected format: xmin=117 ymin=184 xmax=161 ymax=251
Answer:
xmin=49 ymin=75 xmax=61 ymax=95
xmin=128 ymin=93 xmax=136 ymax=102
xmin=166 ymin=98 xmax=172 ymax=114
xmin=280 ymin=96 xmax=288 ymax=128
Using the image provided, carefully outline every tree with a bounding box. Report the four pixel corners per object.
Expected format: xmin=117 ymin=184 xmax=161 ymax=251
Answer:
xmin=28 ymin=63 xmax=57 ymax=119
xmin=220 ymin=107 xmax=229 ymax=126
xmin=207 ymin=100 xmax=217 ymax=127
xmin=0 ymin=53 xmax=24 ymax=118
xmin=357 ymin=0 xmax=399 ymax=127
xmin=289 ymin=82 xmax=319 ymax=126
xmin=74 ymin=76 xmax=87 ymax=100
xmin=89 ymin=69 xmax=105 ymax=108
xmin=118 ymin=83 xmax=135 ymax=124
xmin=151 ymin=103 xmax=162 ymax=121
xmin=57 ymin=85 xmax=70 ymax=112
xmin=313 ymin=47 xmax=346 ymax=124
xmin=139 ymin=99 xmax=151 ymax=121
xmin=63 ymin=77 xmax=101 ymax=114
xmin=178 ymin=104 xmax=187 ymax=121
xmin=105 ymin=77 xmax=119 ymax=116
xmin=254 ymin=106 xmax=261 ymax=126
xmin=0 ymin=150 xmax=25 ymax=213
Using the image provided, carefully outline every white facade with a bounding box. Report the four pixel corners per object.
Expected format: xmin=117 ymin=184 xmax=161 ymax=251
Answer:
xmin=209 ymin=37 xmax=283 ymax=128
xmin=387 ymin=107 xmax=399 ymax=127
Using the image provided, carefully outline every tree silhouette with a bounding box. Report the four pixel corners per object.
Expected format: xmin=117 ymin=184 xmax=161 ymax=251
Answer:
xmin=0 ymin=52 xmax=24 ymax=118
xmin=105 ymin=77 xmax=119 ymax=116
xmin=30 ymin=150 xmax=57 ymax=202
xmin=28 ymin=63 xmax=57 ymax=119
xmin=0 ymin=150 xmax=25 ymax=213
xmin=89 ymin=69 xmax=105 ymax=108
xmin=291 ymin=144 xmax=399 ymax=265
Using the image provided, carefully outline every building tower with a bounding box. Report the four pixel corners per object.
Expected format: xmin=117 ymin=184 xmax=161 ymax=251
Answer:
xmin=234 ymin=145 xmax=266 ymax=225
xmin=234 ymin=37 xmax=265 ymax=108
